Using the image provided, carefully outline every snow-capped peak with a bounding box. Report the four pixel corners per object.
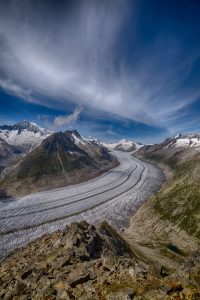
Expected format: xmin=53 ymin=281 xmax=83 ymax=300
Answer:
xmin=168 ymin=132 xmax=200 ymax=149
xmin=102 ymin=139 xmax=143 ymax=152
xmin=12 ymin=120 xmax=52 ymax=135
xmin=173 ymin=133 xmax=181 ymax=139
xmin=86 ymin=136 xmax=102 ymax=145
xmin=0 ymin=120 xmax=53 ymax=151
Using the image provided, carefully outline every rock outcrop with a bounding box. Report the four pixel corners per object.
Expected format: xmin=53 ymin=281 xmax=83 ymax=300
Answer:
xmin=0 ymin=221 xmax=200 ymax=299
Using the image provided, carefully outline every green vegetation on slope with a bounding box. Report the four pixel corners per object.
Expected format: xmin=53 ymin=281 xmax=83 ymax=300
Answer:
xmin=154 ymin=152 xmax=200 ymax=238
xmin=144 ymin=150 xmax=182 ymax=169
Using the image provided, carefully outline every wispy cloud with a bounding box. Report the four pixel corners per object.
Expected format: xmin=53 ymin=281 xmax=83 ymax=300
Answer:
xmin=0 ymin=0 xmax=200 ymax=135
xmin=0 ymin=78 xmax=32 ymax=102
xmin=108 ymin=130 xmax=120 ymax=136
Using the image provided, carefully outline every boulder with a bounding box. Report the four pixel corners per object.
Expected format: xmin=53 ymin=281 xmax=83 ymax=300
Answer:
xmin=67 ymin=273 xmax=90 ymax=288
xmin=161 ymin=280 xmax=182 ymax=294
xmin=147 ymin=261 xmax=163 ymax=277
xmin=53 ymin=255 xmax=71 ymax=269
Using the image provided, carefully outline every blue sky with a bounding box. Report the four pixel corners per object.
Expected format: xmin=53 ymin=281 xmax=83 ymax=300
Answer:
xmin=0 ymin=0 xmax=200 ymax=143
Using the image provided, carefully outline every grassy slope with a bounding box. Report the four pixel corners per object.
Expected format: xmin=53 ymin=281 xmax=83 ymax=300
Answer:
xmin=154 ymin=152 xmax=200 ymax=238
xmin=135 ymin=142 xmax=200 ymax=239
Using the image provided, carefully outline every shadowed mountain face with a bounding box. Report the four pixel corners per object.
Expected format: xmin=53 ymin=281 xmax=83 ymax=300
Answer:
xmin=135 ymin=134 xmax=200 ymax=171
xmin=0 ymin=120 xmax=53 ymax=183
xmin=17 ymin=130 xmax=111 ymax=179
xmin=0 ymin=138 xmax=21 ymax=160
xmin=0 ymin=138 xmax=23 ymax=180
xmin=1 ymin=130 xmax=115 ymax=197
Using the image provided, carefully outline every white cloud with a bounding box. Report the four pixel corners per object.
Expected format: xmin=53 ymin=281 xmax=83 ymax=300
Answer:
xmin=46 ymin=106 xmax=83 ymax=130
xmin=54 ymin=106 xmax=83 ymax=128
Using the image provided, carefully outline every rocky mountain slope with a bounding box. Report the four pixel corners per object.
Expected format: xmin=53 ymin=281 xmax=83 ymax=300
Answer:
xmin=87 ymin=137 xmax=143 ymax=152
xmin=0 ymin=138 xmax=23 ymax=174
xmin=0 ymin=220 xmax=200 ymax=299
xmin=0 ymin=120 xmax=53 ymax=180
xmin=0 ymin=130 xmax=116 ymax=197
xmin=125 ymin=133 xmax=200 ymax=261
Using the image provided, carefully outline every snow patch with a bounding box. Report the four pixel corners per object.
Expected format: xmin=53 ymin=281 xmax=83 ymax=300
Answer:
xmin=72 ymin=133 xmax=86 ymax=145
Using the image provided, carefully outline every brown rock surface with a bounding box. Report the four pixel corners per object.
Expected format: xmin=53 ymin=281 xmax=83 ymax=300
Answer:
xmin=0 ymin=221 xmax=200 ymax=299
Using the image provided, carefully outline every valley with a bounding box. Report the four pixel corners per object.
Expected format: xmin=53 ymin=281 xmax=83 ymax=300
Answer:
xmin=0 ymin=150 xmax=163 ymax=261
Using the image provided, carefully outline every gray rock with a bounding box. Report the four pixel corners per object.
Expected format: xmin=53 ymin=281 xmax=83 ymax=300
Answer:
xmin=182 ymin=288 xmax=190 ymax=297
xmin=131 ymin=260 xmax=146 ymax=277
xmin=83 ymin=281 xmax=96 ymax=292
xmin=56 ymin=289 xmax=72 ymax=300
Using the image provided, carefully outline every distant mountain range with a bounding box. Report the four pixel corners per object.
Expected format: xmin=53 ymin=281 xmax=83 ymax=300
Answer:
xmin=87 ymin=137 xmax=143 ymax=152
xmin=0 ymin=119 xmax=52 ymax=152
xmin=2 ymin=119 xmax=200 ymax=199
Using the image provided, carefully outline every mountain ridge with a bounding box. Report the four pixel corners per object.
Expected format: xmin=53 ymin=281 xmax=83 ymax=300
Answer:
xmin=0 ymin=129 xmax=117 ymax=198
xmin=87 ymin=137 xmax=143 ymax=152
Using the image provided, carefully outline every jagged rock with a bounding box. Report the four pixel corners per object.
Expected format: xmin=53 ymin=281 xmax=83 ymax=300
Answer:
xmin=67 ymin=273 xmax=90 ymax=288
xmin=21 ymin=270 xmax=32 ymax=280
xmin=1 ymin=221 xmax=200 ymax=299
xmin=131 ymin=260 xmax=146 ymax=277
xmin=37 ymin=260 xmax=48 ymax=270
xmin=106 ymin=287 xmax=135 ymax=299
xmin=53 ymin=255 xmax=71 ymax=269
xmin=147 ymin=261 xmax=163 ymax=277
xmin=182 ymin=287 xmax=190 ymax=297
xmin=170 ymin=250 xmax=200 ymax=286
xmin=56 ymin=289 xmax=72 ymax=300
xmin=83 ymin=281 xmax=96 ymax=292
xmin=12 ymin=280 xmax=27 ymax=295
xmin=161 ymin=280 xmax=182 ymax=294
xmin=102 ymin=249 xmax=119 ymax=271
xmin=96 ymin=221 xmax=133 ymax=256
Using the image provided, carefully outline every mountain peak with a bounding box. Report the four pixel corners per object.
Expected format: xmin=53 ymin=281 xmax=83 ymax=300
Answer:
xmin=173 ymin=133 xmax=181 ymax=139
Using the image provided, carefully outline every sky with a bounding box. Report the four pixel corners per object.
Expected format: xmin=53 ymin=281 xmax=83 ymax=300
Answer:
xmin=0 ymin=0 xmax=200 ymax=144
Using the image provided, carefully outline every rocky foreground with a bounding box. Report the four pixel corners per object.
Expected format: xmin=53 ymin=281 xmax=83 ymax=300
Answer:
xmin=0 ymin=221 xmax=200 ymax=300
